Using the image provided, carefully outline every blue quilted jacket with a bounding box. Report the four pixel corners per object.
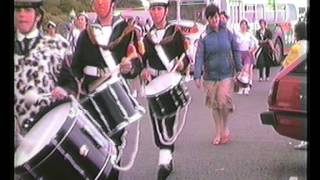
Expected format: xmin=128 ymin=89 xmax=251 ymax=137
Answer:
xmin=194 ymin=24 xmax=242 ymax=81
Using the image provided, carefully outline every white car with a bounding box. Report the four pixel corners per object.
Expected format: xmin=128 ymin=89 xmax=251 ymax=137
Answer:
xmin=169 ymin=20 xmax=206 ymax=77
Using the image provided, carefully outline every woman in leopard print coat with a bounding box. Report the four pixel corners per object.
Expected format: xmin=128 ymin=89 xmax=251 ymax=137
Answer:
xmin=14 ymin=0 xmax=72 ymax=136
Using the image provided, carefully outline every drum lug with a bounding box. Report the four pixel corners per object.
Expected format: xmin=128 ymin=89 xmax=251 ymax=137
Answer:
xmin=69 ymin=106 xmax=78 ymax=118
xmin=170 ymin=89 xmax=179 ymax=107
xmin=79 ymin=144 xmax=89 ymax=157
xmin=22 ymin=118 xmax=36 ymax=132
xmin=155 ymin=97 xmax=165 ymax=114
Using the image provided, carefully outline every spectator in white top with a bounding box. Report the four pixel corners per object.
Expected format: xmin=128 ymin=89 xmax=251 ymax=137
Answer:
xmin=235 ymin=19 xmax=259 ymax=95
xmin=220 ymin=11 xmax=235 ymax=34
xmin=67 ymin=12 xmax=88 ymax=53
xmin=45 ymin=20 xmax=69 ymax=44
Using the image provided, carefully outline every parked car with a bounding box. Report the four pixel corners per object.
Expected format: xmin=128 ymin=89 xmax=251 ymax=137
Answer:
xmin=260 ymin=54 xmax=307 ymax=140
xmin=169 ymin=20 xmax=206 ymax=76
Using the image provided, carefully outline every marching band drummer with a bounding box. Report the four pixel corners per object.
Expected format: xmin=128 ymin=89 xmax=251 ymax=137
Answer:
xmin=14 ymin=0 xmax=72 ymax=143
xmin=53 ymin=0 xmax=144 ymax=179
xmin=140 ymin=0 xmax=190 ymax=179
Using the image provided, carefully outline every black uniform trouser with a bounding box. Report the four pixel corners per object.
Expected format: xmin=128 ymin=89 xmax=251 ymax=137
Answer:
xmin=257 ymin=50 xmax=273 ymax=79
xmin=106 ymin=165 xmax=119 ymax=180
xmin=149 ymin=106 xmax=175 ymax=152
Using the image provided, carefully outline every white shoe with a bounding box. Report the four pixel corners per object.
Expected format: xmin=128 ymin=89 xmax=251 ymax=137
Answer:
xmin=294 ymin=141 xmax=307 ymax=150
xmin=237 ymin=88 xmax=243 ymax=95
xmin=243 ymin=87 xmax=250 ymax=95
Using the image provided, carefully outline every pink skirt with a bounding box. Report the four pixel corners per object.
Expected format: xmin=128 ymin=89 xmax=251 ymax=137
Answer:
xmin=240 ymin=51 xmax=254 ymax=65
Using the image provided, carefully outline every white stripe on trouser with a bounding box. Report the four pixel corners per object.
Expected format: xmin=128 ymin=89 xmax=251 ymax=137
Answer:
xmin=158 ymin=149 xmax=172 ymax=165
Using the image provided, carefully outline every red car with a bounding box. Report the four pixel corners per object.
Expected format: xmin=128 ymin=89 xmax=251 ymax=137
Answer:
xmin=260 ymin=54 xmax=307 ymax=140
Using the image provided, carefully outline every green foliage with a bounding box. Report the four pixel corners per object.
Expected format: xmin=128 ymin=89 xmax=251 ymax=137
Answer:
xmin=44 ymin=0 xmax=91 ymax=16
xmin=42 ymin=0 xmax=143 ymax=26
xmin=117 ymin=0 xmax=141 ymax=8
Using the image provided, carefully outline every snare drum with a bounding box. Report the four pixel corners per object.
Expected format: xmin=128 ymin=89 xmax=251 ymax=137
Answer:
xmin=81 ymin=76 xmax=145 ymax=137
xmin=144 ymin=72 xmax=191 ymax=118
xmin=14 ymin=101 xmax=117 ymax=180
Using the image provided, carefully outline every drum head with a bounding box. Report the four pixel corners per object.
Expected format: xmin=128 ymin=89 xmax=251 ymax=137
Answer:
xmin=15 ymin=102 xmax=72 ymax=167
xmin=145 ymin=72 xmax=182 ymax=96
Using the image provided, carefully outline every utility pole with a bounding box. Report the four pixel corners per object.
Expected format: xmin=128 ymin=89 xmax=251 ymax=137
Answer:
xmin=177 ymin=0 xmax=181 ymax=22
xmin=206 ymin=0 xmax=210 ymax=6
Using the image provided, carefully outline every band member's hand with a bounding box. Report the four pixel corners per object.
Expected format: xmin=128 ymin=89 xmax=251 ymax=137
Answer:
xmin=25 ymin=89 xmax=41 ymax=104
xmin=141 ymin=69 xmax=152 ymax=82
xmin=194 ymin=79 xmax=202 ymax=89
xmin=120 ymin=59 xmax=132 ymax=74
xmin=176 ymin=60 xmax=184 ymax=71
xmin=51 ymin=87 xmax=68 ymax=100
xmin=127 ymin=43 xmax=138 ymax=58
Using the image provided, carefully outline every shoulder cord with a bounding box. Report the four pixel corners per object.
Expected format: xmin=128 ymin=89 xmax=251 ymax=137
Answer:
xmin=146 ymin=25 xmax=178 ymax=45
xmin=86 ymin=22 xmax=136 ymax=50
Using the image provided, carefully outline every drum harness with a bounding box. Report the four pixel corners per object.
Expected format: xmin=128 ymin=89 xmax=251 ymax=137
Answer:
xmin=146 ymin=29 xmax=191 ymax=145
xmin=85 ymin=21 xmax=144 ymax=172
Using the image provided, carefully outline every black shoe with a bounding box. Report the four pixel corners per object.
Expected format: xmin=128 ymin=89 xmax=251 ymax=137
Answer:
xmin=157 ymin=161 xmax=173 ymax=180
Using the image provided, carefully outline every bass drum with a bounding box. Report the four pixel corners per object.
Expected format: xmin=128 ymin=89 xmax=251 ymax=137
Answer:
xmin=14 ymin=101 xmax=117 ymax=180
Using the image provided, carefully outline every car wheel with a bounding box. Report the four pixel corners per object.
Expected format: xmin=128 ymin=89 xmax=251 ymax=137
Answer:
xmin=274 ymin=38 xmax=284 ymax=65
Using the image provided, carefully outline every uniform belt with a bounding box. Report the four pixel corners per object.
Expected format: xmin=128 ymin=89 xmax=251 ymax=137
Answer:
xmin=83 ymin=66 xmax=110 ymax=77
xmin=147 ymin=67 xmax=168 ymax=77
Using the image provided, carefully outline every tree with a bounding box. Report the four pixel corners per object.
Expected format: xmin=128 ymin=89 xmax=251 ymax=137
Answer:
xmin=117 ymin=0 xmax=142 ymax=8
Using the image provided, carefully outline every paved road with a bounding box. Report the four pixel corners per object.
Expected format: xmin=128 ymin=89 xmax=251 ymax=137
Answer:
xmin=120 ymin=67 xmax=307 ymax=180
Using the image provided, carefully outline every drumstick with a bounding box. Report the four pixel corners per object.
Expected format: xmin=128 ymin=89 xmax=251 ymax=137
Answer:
xmin=88 ymin=57 xmax=136 ymax=92
xmin=88 ymin=68 xmax=115 ymax=92
xmin=170 ymin=53 xmax=186 ymax=72
xmin=41 ymin=93 xmax=52 ymax=97
xmin=25 ymin=91 xmax=52 ymax=104
xmin=89 ymin=43 xmax=140 ymax=92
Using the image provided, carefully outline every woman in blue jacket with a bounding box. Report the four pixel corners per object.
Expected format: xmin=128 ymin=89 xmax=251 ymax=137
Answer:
xmin=194 ymin=4 xmax=242 ymax=145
